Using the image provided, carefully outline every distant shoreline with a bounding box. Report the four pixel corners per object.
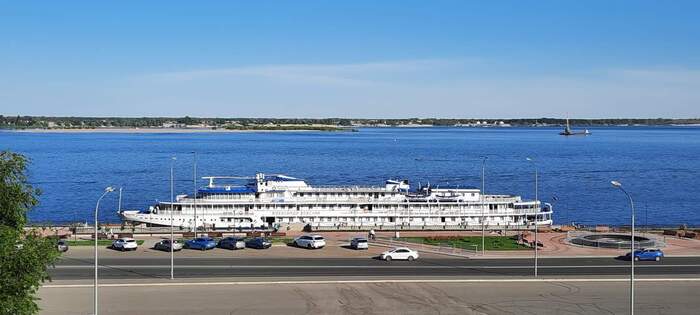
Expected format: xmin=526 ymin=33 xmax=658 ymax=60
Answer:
xmin=5 ymin=128 xmax=345 ymax=133
xmin=4 ymin=116 xmax=700 ymax=131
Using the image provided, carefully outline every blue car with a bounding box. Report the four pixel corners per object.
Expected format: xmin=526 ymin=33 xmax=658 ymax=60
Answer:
xmin=185 ymin=237 xmax=217 ymax=251
xmin=627 ymin=248 xmax=664 ymax=261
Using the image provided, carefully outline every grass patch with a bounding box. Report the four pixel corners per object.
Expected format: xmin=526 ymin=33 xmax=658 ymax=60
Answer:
xmin=267 ymin=237 xmax=293 ymax=244
xmin=66 ymin=240 xmax=145 ymax=246
xmin=398 ymin=236 xmax=529 ymax=251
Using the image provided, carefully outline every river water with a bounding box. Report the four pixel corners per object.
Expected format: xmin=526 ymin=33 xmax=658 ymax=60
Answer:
xmin=1 ymin=127 xmax=698 ymax=226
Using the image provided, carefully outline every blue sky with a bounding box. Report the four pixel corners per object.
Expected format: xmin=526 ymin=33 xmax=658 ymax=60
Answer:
xmin=1 ymin=1 xmax=699 ymax=118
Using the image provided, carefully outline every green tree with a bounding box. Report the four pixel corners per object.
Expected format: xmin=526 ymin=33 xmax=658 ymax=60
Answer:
xmin=0 ymin=151 xmax=60 ymax=315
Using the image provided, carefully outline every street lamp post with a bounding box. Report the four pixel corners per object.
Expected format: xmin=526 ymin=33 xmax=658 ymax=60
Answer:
xmin=170 ymin=156 xmax=176 ymax=280
xmin=94 ymin=186 xmax=114 ymax=315
xmin=612 ymin=180 xmax=635 ymax=315
xmin=480 ymin=156 xmax=487 ymax=255
xmin=526 ymin=157 xmax=538 ymax=277
xmin=192 ymin=152 xmax=197 ymax=238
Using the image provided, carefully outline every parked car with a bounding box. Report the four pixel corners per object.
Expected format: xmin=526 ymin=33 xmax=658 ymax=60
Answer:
xmin=245 ymin=237 xmax=272 ymax=249
xmin=294 ymin=234 xmax=326 ymax=249
xmin=627 ymin=248 xmax=664 ymax=261
xmin=112 ymin=238 xmax=138 ymax=251
xmin=218 ymin=237 xmax=246 ymax=250
xmin=380 ymin=247 xmax=419 ymax=261
xmin=56 ymin=240 xmax=69 ymax=252
xmin=154 ymin=239 xmax=183 ymax=252
xmin=350 ymin=237 xmax=369 ymax=250
xmin=185 ymin=237 xmax=217 ymax=251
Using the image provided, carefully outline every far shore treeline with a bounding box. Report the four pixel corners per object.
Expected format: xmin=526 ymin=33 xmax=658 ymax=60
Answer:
xmin=1 ymin=115 xmax=699 ymax=130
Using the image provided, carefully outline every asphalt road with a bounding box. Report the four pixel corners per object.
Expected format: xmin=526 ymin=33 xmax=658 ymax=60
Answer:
xmin=50 ymin=256 xmax=700 ymax=280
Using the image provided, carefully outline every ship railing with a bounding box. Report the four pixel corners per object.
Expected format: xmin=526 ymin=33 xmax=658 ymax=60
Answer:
xmin=293 ymin=197 xmax=380 ymax=202
xmin=377 ymin=237 xmax=477 ymax=257
xmin=299 ymin=185 xmax=388 ymax=191
xmin=312 ymin=222 xmax=527 ymax=233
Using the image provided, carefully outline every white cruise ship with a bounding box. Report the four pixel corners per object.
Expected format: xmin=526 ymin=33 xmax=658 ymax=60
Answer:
xmin=119 ymin=173 xmax=553 ymax=230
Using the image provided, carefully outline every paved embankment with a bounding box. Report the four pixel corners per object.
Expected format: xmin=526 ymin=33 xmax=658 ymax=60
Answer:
xmin=39 ymin=278 xmax=700 ymax=314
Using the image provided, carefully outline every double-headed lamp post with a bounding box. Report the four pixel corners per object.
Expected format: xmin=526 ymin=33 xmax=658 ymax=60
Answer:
xmin=612 ymin=180 xmax=635 ymax=315
xmin=526 ymin=157 xmax=538 ymax=277
xmin=94 ymin=186 xmax=115 ymax=315
xmin=481 ymin=156 xmax=487 ymax=256
xmin=170 ymin=156 xmax=176 ymax=280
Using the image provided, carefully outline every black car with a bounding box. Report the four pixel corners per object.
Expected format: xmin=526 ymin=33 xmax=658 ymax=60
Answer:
xmin=153 ymin=239 xmax=183 ymax=252
xmin=218 ymin=237 xmax=246 ymax=250
xmin=245 ymin=237 xmax=272 ymax=249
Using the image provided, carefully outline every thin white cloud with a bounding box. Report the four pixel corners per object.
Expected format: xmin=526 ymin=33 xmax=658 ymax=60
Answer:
xmin=140 ymin=59 xmax=470 ymax=87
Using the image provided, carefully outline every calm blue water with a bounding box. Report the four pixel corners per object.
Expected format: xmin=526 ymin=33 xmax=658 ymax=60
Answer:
xmin=1 ymin=127 xmax=699 ymax=226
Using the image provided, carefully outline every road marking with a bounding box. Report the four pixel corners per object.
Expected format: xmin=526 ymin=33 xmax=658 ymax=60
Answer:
xmin=52 ymin=264 xmax=700 ymax=269
xmin=42 ymin=278 xmax=700 ymax=288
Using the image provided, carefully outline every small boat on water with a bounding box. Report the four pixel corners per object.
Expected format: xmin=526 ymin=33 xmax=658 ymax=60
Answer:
xmin=560 ymin=118 xmax=591 ymax=136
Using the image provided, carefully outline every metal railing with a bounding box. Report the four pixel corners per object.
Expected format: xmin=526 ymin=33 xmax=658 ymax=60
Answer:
xmin=376 ymin=237 xmax=477 ymax=256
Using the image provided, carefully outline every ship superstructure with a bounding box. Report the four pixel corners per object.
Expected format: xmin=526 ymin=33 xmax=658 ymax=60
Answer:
xmin=119 ymin=173 xmax=553 ymax=230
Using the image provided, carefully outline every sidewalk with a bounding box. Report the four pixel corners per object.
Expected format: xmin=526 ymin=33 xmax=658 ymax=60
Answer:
xmin=363 ymin=231 xmax=700 ymax=259
xmin=61 ymin=230 xmax=700 ymax=260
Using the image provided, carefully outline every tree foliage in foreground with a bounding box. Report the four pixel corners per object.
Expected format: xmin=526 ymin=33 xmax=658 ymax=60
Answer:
xmin=0 ymin=151 xmax=60 ymax=315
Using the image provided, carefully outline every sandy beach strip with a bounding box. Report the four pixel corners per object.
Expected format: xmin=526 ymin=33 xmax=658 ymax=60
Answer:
xmin=3 ymin=128 xmax=347 ymax=134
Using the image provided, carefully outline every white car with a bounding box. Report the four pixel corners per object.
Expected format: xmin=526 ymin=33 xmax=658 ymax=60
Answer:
xmin=112 ymin=238 xmax=138 ymax=251
xmin=380 ymin=247 xmax=419 ymax=261
xmin=294 ymin=235 xmax=326 ymax=249
xmin=350 ymin=237 xmax=369 ymax=250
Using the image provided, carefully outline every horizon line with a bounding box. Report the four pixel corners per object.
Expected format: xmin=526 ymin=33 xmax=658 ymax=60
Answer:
xmin=2 ymin=115 xmax=699 ymax=121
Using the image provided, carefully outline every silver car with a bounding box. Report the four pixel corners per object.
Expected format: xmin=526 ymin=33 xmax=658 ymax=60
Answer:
xmin=57 ymin=240 xmax=69 ymax=252
xmin=154 ymin=239 xmax=183 ymax=252
xmin=350 ymin=237 xmax=369 ymax=250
